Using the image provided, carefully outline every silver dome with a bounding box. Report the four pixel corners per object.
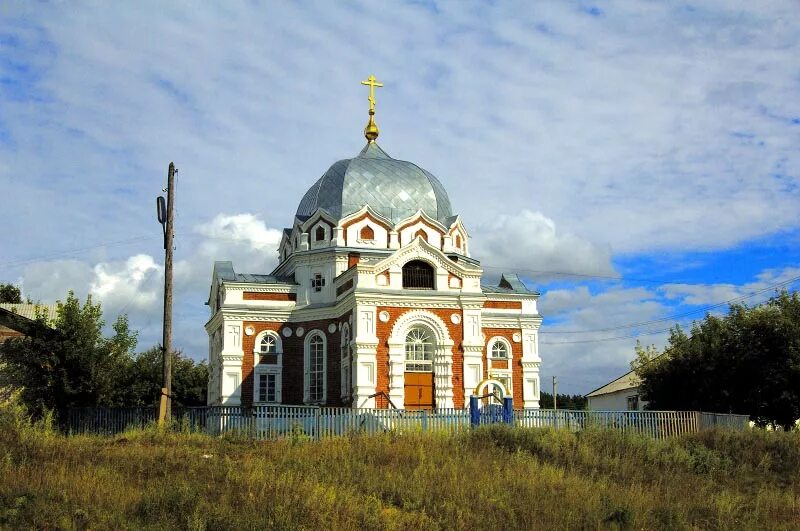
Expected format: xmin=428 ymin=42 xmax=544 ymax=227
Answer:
xmin=295 ymin=143 xmax=454 ymax=224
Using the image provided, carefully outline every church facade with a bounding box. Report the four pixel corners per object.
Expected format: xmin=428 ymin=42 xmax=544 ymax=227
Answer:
xmin=205 ymin=77 xmax=542 ymax=410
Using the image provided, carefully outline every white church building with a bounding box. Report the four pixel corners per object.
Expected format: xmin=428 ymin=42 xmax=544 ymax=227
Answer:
xmin=205 ymin=77 xmax=543 ymax=410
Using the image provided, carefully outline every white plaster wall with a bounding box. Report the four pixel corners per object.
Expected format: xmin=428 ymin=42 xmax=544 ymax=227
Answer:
xmin=399 ymin=222 xmax=442 ymax=248
xmin=345 ymin=219 xmax=388 ymax=249
xmin=587 ymin=389 xmax=647 ymax=411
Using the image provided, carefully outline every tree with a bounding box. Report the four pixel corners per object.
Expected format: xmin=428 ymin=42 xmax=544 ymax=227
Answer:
xmin=0 ymin=291 xmax=138 ymax=421
xmin=539 ymin=392 xmax=587 ymax=410
xmin=634 ymin=291 xmax=800 ymax=430
xmin=121 ymin=346 xmax=207 ymax=407
xmin=0 ymin=284 xmax=22 ymax=304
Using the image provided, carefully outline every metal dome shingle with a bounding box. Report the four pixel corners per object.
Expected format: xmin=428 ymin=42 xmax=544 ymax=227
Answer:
xmin=295 ymin=143 xmax=454 ymax=224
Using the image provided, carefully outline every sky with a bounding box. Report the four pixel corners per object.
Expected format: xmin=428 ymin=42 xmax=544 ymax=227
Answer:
xmin=1 ymin=1 xmax=799 ymax=395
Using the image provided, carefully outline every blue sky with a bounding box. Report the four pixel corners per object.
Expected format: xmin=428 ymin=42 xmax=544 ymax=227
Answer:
xmin=1 ymin=1 xmax=799 ymax=394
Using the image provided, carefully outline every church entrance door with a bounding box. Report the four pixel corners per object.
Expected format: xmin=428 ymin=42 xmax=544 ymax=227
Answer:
xmin=404 ymin=372 xmax=434 ymax=410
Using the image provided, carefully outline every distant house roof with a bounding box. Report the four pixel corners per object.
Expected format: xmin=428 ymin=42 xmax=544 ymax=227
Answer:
xmin=0 ymin=303 xmax=58 ymax=339
xmin=481 ymin=273 xmax=539 ymax=296
xmin=585 ymin=369 xmax=640 ymax=397
xmin=0 ymin=303 xmax=58 ymax=323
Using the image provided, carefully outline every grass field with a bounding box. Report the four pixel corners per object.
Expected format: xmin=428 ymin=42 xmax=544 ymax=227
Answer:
xmin=1 ymin=405 xmax=798 ymax=530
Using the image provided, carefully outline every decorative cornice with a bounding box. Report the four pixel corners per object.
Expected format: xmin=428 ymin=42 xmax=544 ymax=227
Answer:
xmin=225 ymin=284 xmax=297 ymax=293
xmin=217 ymin=298 xmax=357 ymax=324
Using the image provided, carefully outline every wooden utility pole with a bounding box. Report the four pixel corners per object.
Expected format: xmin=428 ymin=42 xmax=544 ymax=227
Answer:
xmin=552 ymin=376 xmax=558 ymax=411
xmin=157 ymin=162 xmax=176 ymax=424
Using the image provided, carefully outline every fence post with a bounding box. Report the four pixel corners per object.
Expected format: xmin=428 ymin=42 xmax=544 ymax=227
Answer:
xmin=503 ymin=397 xmax=513 ymax=425
xmin=421 ymin=409 xmax=428 ymax=432
xmin=469 ymin=396 xmax=479 ymax=428
xmin=315 ymin=407 xmax=321 ymax=441
xmin=695 ymin=411 xmax=702 ymax=433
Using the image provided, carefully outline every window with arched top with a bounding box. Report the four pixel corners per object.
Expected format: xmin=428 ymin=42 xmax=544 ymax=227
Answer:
xmin=455 ymin=235 xmax=462 ymax=248
xmin=486 ymin=337 xmax=513 ymax=403
xmin=315 ymin=226 xmax=326 ymax=241
xmin=305 ymin=332 xmax=327 ymax=403
xmin=405 ymin=327 xmax=433 ymax=372
xmin=402 ymin=260 xmax=435 ymax=289
xmin=490 ymin=340 xmax=508 ymax=359
xmin=414 ymin=229 xmax=428 ymax=242
xmin=360 ymin=225 xmax=375 ymax=240
xmin=253 ymin=331 xmax=282 ymax=403
xmin=340 ymin=324 xmax=351 ymax=400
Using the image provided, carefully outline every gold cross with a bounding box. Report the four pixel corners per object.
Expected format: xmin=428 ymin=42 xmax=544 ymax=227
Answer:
xmin=361 ymin=75 xmax=383 ymax=112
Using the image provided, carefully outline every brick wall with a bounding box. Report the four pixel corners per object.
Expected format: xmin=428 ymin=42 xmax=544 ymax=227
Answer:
xmin=375 ymin=307 xmax=465 ymax=409
xmin=243 ymin=311 xmax=351 ymax=407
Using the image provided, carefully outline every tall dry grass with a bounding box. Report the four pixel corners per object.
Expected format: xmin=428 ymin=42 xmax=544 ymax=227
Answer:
xmin=0 ymin=402 xmax=798 ymax=530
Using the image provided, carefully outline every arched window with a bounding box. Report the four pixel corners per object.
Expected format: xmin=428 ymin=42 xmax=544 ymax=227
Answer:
xmin=340 ymin=324 xmax=351 ymax=399
xmin=405 ymin=327 xmax=433 ymax=372
xmin=360 ymin=225 xmax=375 ymax=240
xmin=455 ymin=235 xmax=462 ymax=249
xmin=490 ymin=340 xmax=508 ymax=359
xmin=253 ymin=331 xmax=282 ymax=403
xmin=305 ymin=332 xmax=326 ymax=403
xmin=414 ymin=229 xmax=428 ymax=242
xmin=315 ymin=226 xmax=326 ymax=241
xmin=402 ymin=260 xmax=435 ymax=289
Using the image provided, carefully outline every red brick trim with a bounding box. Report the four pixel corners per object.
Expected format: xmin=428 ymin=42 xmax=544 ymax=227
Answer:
xmin=243 ymin=292 xmax=297 ymax=302
xmin=484 ymin=300 xmax=522 ymax=310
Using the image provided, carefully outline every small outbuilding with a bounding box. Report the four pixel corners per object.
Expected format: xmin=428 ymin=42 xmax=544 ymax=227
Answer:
xmin=585 ymin=369 xmax=647 ymax=411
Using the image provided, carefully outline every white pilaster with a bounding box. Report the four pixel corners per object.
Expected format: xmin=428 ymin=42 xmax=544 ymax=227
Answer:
xmin=388 ymin=230 xmax=400 ymax=249
xmin=353 ymin=305 xmax=378 ymax=408
xmin=521 ymin=330 xmax=541 ymax=408
xmin=387 ymin=338 xmax=405 ymax=408
xmin=434 ymin=341 xmax=455 ymax=408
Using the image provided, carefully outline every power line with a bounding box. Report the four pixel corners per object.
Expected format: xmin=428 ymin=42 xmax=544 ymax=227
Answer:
xmin=540 ymin=327 xmax=674 ymax=345
xmin=480 ymin=264 xmax=691 ymax=285
xmin=540 ymin=274 xmax=800 ymax=336
xmin=0 ymin=235 xmax=158 ymax=268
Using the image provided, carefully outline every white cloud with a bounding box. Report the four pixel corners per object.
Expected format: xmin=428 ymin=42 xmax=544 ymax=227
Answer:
xmin=1 ymin=1 xmax=798 ymax=262
xmin=13 ymin=214 xmax=285 ymax=358
xmin=2 ymin=2 xmax=799 ymax=389
xmin=89 ymin=254 xmax=162 ymax=313
xmin=194 ymin=214 xmax=283 ymax=253
xmin=472 ymin=210 xmax=615 ymax=280
xmin=18 ymin=260 xmax=95 ymax=303
xmin=538 ymin=265 xmax=800 ymax=394
xmin=661 ymin=266 xmax=800 ymax=306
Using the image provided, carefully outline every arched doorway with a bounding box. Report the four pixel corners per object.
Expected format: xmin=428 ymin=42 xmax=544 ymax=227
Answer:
xmin=404 ymin=326 xmax=435 ymax=410
xmin=387 ymin=310 xmax=456 ymax=410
